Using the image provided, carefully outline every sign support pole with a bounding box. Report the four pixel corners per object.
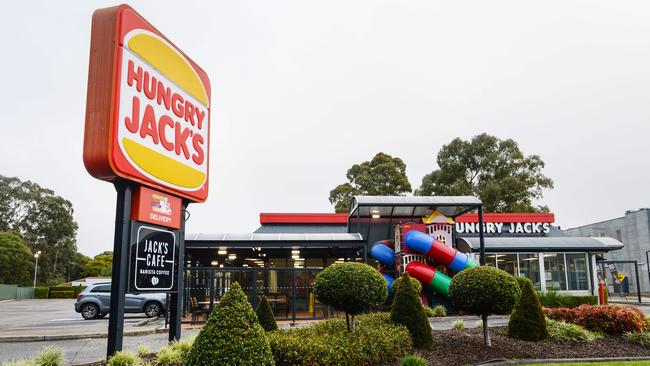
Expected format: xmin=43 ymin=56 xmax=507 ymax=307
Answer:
xmin=478 ymin=205 xmax=486 ymax=265
xmin=168 ymin=201 xmax=188 ymax=342
xmin=107 ymin=181 xmax=133 ymax=358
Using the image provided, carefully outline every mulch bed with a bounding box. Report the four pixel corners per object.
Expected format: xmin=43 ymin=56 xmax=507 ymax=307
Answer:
xmin=75 ymin=329 xmax=650 ymax=366
xmin=411 ymin=327 xmax=650 ymax=366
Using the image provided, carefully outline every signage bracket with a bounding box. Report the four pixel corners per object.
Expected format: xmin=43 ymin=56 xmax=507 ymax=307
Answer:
xmin=107 ymin=181 xmax=133 ymax=358
xmin=168 ymin=201 xmax=188 ymax=342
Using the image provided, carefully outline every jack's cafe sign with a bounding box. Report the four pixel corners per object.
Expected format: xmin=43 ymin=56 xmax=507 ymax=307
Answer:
xmin=453 ymin=213 xmax=555 ymax=237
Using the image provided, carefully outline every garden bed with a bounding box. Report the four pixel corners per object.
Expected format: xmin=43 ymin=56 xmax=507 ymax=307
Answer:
xmin=402 ymin=327 xmax=650 ymax=366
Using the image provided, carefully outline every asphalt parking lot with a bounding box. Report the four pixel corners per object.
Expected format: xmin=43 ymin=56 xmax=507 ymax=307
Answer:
xmin=0 ymin=299 xmax=176 ymax=364
xmin=0 ymin=299 xmax=153 ymax=337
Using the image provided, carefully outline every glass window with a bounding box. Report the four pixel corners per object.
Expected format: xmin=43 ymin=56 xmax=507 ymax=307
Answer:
xmin=498 ymin=254 xmax=518 ymax=276
xmin=518 ymin=254 xmax=541 ymax=290
xmin=566 ymin=253 xmax=589 ymax=290
xmin=92 ymin=285 xmax=111 ymax=292
xmin=485 ymin=254 xmax=497 ymax=268
xmin=543 ymin=253 xmax=567 ymax=291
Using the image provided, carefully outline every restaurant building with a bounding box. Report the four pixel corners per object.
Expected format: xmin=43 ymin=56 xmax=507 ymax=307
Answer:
xmin=565 ymin=208 xmax=650 ymax=294
xmin=183 ymin=196 xmax=623 ymax=322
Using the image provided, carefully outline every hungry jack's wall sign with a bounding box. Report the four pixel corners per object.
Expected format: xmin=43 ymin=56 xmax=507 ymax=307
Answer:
xmin=83 ymin=4 xmax=211 ymax=202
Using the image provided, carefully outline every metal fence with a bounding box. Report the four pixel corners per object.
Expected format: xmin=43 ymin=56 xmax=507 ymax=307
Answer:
xmin=0 ymin=284 xmax=34 ymax=300
xmin=182 ymin=267 xmax=332 ymax=323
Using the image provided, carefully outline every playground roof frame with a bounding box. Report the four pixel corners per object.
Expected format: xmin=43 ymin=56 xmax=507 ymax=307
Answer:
xmin=348 ymin=195 xmax=488 ymax=265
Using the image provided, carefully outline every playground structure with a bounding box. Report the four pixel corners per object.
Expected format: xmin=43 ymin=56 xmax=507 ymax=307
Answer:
xmin=371 ymin=212 xmax=478 ymax=309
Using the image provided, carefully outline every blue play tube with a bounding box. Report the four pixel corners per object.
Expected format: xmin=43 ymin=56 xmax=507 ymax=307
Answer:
xmin=371 ymin=242 xmax=395 ymax=267
xmin=383 ymin=274 xmax=395 ymax=295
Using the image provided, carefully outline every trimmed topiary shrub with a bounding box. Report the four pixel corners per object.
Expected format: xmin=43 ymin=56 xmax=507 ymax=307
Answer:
xmin=449 ymin=266 xmax=521 ymax=346
xmin=186 ymin=282 xmax=274 ymax=366
xmin=390 ymin=273 xmax=432 ymax=349
xmin=314 ymin=262 xmax=388 ymax=332
xmin=268 ymin=312 xmax=412 ymax=366
xmin=256 ymin=296 xmax=278 ymax=331
xmin=34 ymin=287 xmax=49 ymax=299
xmin=392 ymin=275 xmax=423 ymax=294
xmin=507 ymin=277 xmax=548 ymax=341
xmin=544 ymin=304 xmax=647 ymax=335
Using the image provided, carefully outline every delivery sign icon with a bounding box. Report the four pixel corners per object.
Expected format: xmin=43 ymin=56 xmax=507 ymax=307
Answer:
xmin=83 ymin=5 xmax=211 ymax=202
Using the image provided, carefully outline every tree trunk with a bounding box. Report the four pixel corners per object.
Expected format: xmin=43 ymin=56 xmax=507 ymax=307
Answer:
xmin=346 ymin=313 xmax=351 ymax=332
xmin=482 ymin=313 xmax=491 ymax=347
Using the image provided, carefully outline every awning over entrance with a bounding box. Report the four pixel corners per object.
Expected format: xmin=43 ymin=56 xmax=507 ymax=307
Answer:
xmin=186 ymin=232 xmax=365 ymax=248
xmin=456 ymin=236 xmax=624 ymax=253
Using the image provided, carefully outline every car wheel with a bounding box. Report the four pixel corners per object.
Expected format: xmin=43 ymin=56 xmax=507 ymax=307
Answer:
xmin=144 ymin=302 xmax=162 ymax=318
xmin=81 ymin=303 xmax=99 ymax=320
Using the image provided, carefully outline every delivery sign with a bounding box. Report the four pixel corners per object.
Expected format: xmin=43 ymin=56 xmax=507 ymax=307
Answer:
xmin=84 ymin=5 xmax=211 ymax=202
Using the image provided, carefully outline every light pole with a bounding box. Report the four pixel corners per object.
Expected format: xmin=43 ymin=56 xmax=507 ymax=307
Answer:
xmin=33 ymin=251 xmax=42 ymax=289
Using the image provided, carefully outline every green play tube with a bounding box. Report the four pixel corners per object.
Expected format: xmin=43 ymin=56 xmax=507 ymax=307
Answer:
xmin=428 ymin=271 xmax=452 ymax=297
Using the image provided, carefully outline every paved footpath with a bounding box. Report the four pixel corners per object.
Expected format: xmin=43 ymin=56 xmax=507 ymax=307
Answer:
xmin=0 ymin=329 xmax=201 ymax=365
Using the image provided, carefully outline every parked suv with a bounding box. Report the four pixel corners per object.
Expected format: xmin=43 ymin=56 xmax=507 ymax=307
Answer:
xmin=74 ymin=282 xmax=167 ymax=320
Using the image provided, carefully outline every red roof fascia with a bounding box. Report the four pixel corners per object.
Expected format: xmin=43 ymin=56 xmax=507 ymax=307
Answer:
xmin=260 ymin=213 xmax=348 ymax=225
xmin=455 ymin=212 xmax=555 ymax=223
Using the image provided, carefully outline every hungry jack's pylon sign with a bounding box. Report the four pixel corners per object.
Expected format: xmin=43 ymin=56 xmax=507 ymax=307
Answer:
xmin=84 ymin=4 xmax=211 ymax=202
xmin=83 ymin=4 xmax=210 ymax=356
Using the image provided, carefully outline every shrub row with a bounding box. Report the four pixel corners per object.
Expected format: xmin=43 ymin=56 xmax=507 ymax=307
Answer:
xmin=49 ymin=291 xmax=75 ymax=299
xmin=537 ymin=291 xmax=597 ymax=308
xmin=268 ymin=312 xmax=412 ymax=366
xmin=34 ymin=287 xmax=49 ymax=299
xmin=32 ymin=286 xmax=85 ymax=299
xmin=544 ymin=305 xmax=647 ymax=334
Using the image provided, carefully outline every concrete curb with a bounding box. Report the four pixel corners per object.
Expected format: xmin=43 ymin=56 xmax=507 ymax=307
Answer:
xmin=473 ymin=356 xmax=650 ymax=365
xmin=430 ymin=315 xmax=509 ymax=322
xmin=0 ymin=327 xmax=167 ymax=343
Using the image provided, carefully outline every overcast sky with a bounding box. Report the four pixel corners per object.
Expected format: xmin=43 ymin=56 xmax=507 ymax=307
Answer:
xmin=1 ymin=1 xmax=649 ymax=257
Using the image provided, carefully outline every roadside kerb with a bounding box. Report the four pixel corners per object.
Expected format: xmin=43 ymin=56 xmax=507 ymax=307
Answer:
xmin=475 ymin=356 xmax=650 ymax=365
xmin=0 ymin=326 xmax=167 ymax=343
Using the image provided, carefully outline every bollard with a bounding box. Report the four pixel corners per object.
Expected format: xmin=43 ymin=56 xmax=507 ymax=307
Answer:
xmin=598 ymin=280 xmax=606 ymax=305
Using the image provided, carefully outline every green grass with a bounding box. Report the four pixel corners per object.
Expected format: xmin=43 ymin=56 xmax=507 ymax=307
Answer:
xmin=525 ymin=362 xmax=650 ymax=366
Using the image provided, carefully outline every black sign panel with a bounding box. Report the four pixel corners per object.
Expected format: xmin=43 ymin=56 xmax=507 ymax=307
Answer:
xmin=129 ymin=222 xmax=178 ymax=292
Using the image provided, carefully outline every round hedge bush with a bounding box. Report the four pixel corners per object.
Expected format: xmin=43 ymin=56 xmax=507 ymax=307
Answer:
xmin=186 ymin=282 xmax=274 ymax=365
xmin=313 ymin=262 xmax=388 ymax=321
xmin=449 ymin=266 xmax=521 ymax=316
